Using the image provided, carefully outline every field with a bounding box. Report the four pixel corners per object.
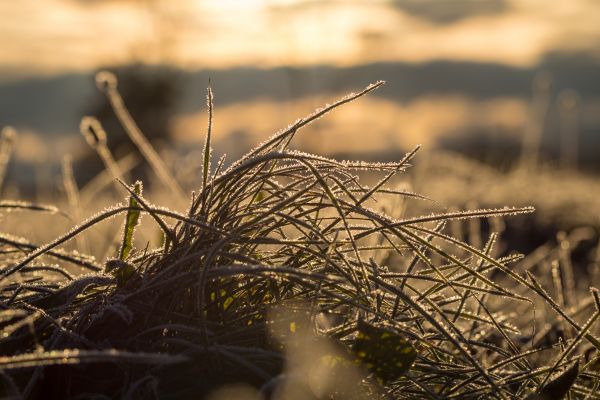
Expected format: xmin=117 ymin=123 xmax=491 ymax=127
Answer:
xmin=0 ymin=74 xmax=599 ymax=400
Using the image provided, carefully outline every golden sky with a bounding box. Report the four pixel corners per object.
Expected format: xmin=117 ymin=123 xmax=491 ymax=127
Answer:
xmin=1 ymin=0 xmax=599 ymax=78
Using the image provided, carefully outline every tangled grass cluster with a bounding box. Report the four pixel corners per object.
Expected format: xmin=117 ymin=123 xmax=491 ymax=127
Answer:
xmin=0 ymin=77 xmax=598 ymax=399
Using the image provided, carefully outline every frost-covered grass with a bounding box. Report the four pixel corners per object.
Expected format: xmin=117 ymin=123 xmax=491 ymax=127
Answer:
xmin=0 ymin=76 xmax=598 ymax=399
xmin=412 ymin=151 xmax=600 ymax=232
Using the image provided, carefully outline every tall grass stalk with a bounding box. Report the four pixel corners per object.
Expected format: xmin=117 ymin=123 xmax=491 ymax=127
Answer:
xmin=80 ymin=116 xmax=125 ymax=190
xmin=80 ymin=151 xmax=139 ymax=205
xmin=61 ymin=154 xmax=89 ymax=254
xmin=558 ymin=89 xmax=580 ymax=170
xmin=95 ymin=71 xmax=186 ymax=200
xmin=0 ymin=127 xmax=17 ymax=195
xmin=520 ymin=72 xmax=552 ymax=172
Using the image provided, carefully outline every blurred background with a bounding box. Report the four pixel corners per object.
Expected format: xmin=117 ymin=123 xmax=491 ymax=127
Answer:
xmin=0 ymin=0 xmax=599 ymax=264
xmin=0 ymin=0 xmax=599 ymax=211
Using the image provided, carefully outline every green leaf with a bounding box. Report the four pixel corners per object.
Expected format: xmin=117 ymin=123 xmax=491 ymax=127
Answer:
xmin=253 ymin=190 xmax=267 ymax=203
xmin=118 ymin=181 xmax=142 ymax=261
xmin=352 ymin=319 xmax=417 ymax=384
xmin=202 ymin=85 xmax=213 ymax=191
xmin=209 ymin=288 xmax=235 ymax=311
xmin=528 ymin=360 xmax=579 ymax=400
xmin=267 ymin=306 xmax=311 ymax=350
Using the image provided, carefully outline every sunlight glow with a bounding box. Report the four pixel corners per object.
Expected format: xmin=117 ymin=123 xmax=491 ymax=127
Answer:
xmin=0 ymin=0 xmax=599 ymax=77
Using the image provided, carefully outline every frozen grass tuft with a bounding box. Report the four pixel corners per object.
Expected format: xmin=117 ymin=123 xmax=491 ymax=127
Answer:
xmin=0 ymin=80 xmax=598 ymax=399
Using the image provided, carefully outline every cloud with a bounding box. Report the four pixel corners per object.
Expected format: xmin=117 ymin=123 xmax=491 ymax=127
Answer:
xmin=391 ymin=0 xmax=508 ymax=24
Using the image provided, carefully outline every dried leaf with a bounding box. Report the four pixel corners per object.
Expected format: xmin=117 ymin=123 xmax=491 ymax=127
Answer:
xmin=352 ymin=319 xmax=416 ymax=384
